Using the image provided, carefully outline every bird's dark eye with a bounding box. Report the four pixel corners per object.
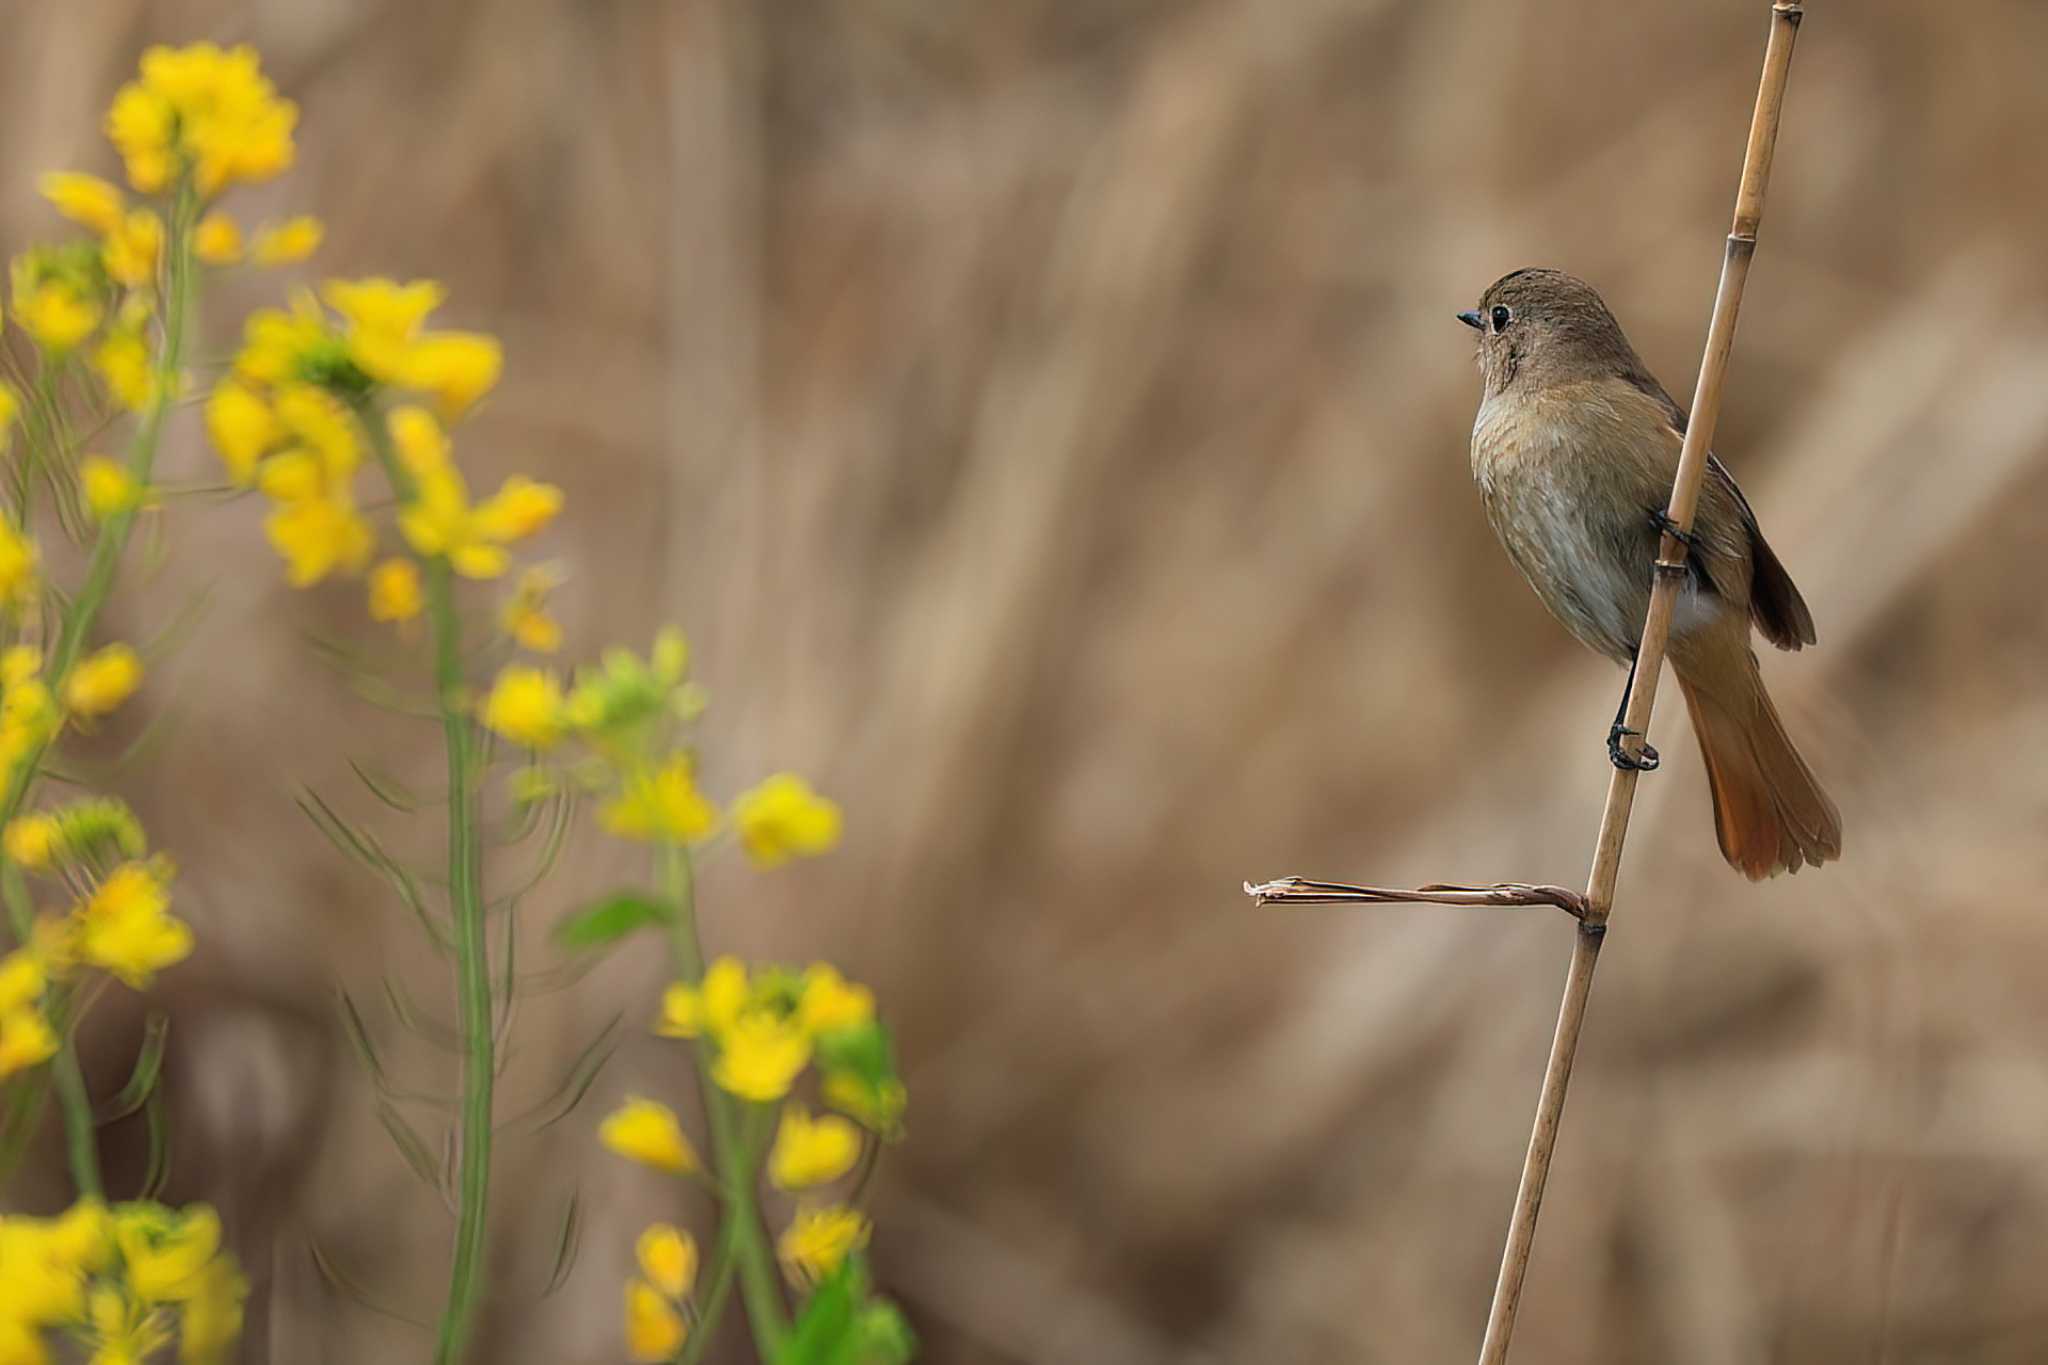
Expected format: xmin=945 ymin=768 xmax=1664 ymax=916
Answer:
xmin=1490 ymin=305 xmax=1513 ymax=332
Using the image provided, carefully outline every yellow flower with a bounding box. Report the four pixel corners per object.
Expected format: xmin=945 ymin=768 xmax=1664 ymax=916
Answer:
xmin=481 ymin=666 xmax=564 ymax=750
xmin=76 ymin=860 xmax=190 ymax=989
xmin=731 ymin=774 xmax=842 ymax=869
xmin=0 ymin=951 xmax=45 ymax=1013
xmin=85 ymin=1280 xmax=174 ymax=1362
xmin=114 ymin=1203 xmax=220 ymax=1302
xmin=46 ymin=1199 xmax=114 ymax=1273
xmin=0 ymin=384 xmax=17 ymax=454
xmin=367 ymin=559 xmax=423 ymax=624
xmin=177 ymin=1255 xmax=247 ymax=1364
xmin=65 ymin=644 xmax=143 ymax=717
xmin=80 ymin=458 xmax=144 ymax=523
xmin=778 ymin=1206 xmax=870 ymax=1286
xmin=108 ymin=44 xmax=297 ymax=196
xmin=769 ymin=1105 xmax=862 ymax=1190
xmin=599 ymin=1097 xmax=700 ymax=1175
xmin=387 ymin=406 xmax=450 ymax=478
xmin=256 ymin=451 xmax=323 ymax=503
xmin=93 ymin=330 xmax=156 ymax=411
xmin=712 ymin=1011 xmax=812 ymax=1104
xmin=249 ymin=216 xmax=322 ymax=267
xmin=397 ymin=466 xmax=508 ymax=580
xmin=40 ymin=172 xmax=127 ymax=235
xmin=2 ymin=646 xmax=41 ymax=687
xmin=193 ymin=212 xmax=243 ymax=265
xmin=635 ymin=1223 xmax=697 ymax=1300
xmin=472 ymin=475 xmax=562 ymax=543
xmin=0 ymin=1217 xmax=87 ymax=1325
xmin=798 ymin=964 xmax=876 ymax=1038
xmin=655 ymin=957 xmax=748 ymax=1040
xmin=103 ymin=210 xmax=163 ymax=288
xmin=0 ymin=521 xmax=36 ymax=609
xmin=231 ymin=294 xmax=328 ymax=386
xmin=271 ymin=383 xmax=358 ymax=484
xmin=0 ymin=676 xmax=58 ymax=775
xmin=500 ymin=566 xmax=563 ymax=653
xmin=396 ymin=332 xmax=503 ymax=418
xmin=623 ymin=1278 xmax=686 ymax=1363
xmin=14 ymin=280 xmax=101 ymax=353
xmin=204 ymin=381 xmax=278 ymax=485
xmin=601 ymin=755 xmax=719 ymax=845
xmin=323 ymin=278 xmax=444 ymax=380
xmin=4 ymin=815 xmax=61 ymax=872
xmin=263 ymin=494 xmax=373 ymax=586
xmin=0 ymin=1006 xmax=58 ymax=1079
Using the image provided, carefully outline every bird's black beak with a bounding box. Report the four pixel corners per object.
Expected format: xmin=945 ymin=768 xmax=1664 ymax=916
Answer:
xmin=1457 ymin=310 xmax=1484 ymax=330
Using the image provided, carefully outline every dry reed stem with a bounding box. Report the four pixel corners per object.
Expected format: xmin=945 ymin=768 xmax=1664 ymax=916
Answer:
xmin=1478 ymin=5 xmax=1806 ymax=1358
xmin=1242 ymin=5 xmax=1808 ymax=1362
xmin=1245 ymin=878 xmax=1588 ymax=919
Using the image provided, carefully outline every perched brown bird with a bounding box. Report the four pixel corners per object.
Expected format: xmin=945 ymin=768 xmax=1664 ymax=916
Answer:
xmin=1460 ymin=268 xmax=1841 ymax=878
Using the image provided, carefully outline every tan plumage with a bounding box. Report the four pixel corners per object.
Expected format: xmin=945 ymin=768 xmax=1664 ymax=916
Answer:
xmin=1464 ymin=268 xmax=1840 ymax=878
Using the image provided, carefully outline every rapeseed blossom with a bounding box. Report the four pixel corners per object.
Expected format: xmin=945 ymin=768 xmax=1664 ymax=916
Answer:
xmin=105 ymin=43 xmax=297 ymax=195
xmin=599 ymin=1096 xmax=700 ymax=1175
xmin=778 ymin=1206 xmax=871 ymax=1286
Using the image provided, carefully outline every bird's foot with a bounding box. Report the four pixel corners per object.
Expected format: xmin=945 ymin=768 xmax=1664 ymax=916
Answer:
xmin=1646 ymin=508 xmax=1698 ymax=552
xmin=1607 ymin=723 xmax=1659 ymax=772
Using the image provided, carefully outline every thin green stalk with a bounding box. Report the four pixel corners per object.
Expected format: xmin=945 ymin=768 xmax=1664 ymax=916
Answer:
xmin=677 ymin=1212 xmax=744 ymax=1365
xmin=48 ymin=1028 xmax=101 ymax=1199
xmin=426 ymin=558 xmax=494 ymax=1365
xmin=662 ymin=843 xmax=791 ymax=1354
xmin=0 ymin=184 xmax=200 ymax=1204
xmin=357 ymin=402 xmax=498 ymax=1363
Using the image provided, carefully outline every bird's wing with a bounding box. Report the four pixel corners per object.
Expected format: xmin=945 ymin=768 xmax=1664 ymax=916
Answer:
xmin=1623 ymin=368 xmax=1818 ymax=650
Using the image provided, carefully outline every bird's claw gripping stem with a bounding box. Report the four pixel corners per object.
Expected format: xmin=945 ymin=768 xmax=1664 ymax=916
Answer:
xmin=1607 ymin=723 xmax=1659 ymax=772
xmin=1647 ymin=507 xmax=1698 ymax=552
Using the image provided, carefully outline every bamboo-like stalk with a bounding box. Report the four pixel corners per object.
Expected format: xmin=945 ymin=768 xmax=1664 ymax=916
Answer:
xmin=1473 ymin=7 xmax=1805 ymax=1361
xmin=1240 ymin=5 xmax=1808 ymax=1360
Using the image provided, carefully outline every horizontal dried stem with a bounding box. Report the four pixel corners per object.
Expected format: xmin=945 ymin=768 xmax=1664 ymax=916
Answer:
xmin=1244 ymin=877 xmax=1588 ymax=920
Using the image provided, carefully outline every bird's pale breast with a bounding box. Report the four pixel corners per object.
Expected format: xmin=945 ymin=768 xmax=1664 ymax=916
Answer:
xmin=1470 ymin=380 xmax=1730 ymax=663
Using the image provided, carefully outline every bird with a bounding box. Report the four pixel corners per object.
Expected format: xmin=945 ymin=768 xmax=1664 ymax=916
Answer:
xmin=1459 ymin=267 xmax=1841 ymax=879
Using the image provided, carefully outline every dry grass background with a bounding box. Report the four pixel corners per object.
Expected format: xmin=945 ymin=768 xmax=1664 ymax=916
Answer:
xmin=4 ymin=1 xmax=2048 ymax=1361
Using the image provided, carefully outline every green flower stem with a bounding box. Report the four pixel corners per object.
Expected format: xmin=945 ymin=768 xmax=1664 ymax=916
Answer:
xmin=677 ymin=1210 xmax=744 ymax=1365
xmin=661 ymin=842 xmax=791 ymax=1355
xmin=358 ymin=404 xmax=496 ymax=1364
xmin=48 ymin=1027 xmax=101 ymax=1198
xmin=426 ymin=559 xmax=494 ymax=1365
xmin=0 ymin=182 xmax=200 ymax=1205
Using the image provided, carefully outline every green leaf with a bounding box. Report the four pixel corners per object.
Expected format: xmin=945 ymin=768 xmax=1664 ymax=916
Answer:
xmin=549 ymin=891 xmax=671 ymax=950
xmin=777 ymin=1258 xmax=917 ymax=1365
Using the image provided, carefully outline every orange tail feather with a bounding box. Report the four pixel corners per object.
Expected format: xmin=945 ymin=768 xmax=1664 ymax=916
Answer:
xmin=1677 ymin=668 xmax=1842 ymax=879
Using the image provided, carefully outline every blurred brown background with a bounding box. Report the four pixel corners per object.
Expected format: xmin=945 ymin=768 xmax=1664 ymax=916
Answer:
xmin=7 ymin=1 xmax=2048 ymax=1361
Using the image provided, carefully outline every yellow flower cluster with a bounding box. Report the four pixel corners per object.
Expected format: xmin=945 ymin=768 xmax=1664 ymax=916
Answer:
xmin=0 ymin=949 xmax=57 ymax=1081
xmin=392 ymin=406 xmax=559 ymax=579
xmin=4 ymin=805 xmax=190 ymax=994
xmin=205 ymin=283 xmax=544 ymax=599
xmin=624 ymin=1223 xmax=698 ymax=1362
xmin=106 ymin=43 xmax=296 ymax=196
xmin=0 ymin=1199 xmax=246 ymax=1364
xmin=0 ymin=520 xmax=40 ymax=617
xmin=656 ymin=958 xmax=877 ymax=1107
xmin=475 ymin=632 xmax=844 ymax=873
xmin=8 ymin=246 xmax=103 ymax=356
xmin=0 ymin=647 xmax=59 ymax=781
